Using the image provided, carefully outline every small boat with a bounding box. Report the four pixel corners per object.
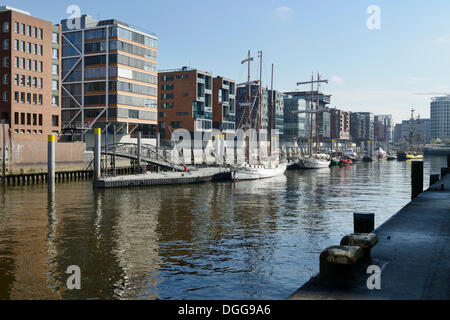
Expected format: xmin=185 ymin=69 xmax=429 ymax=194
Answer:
xmin=406 ymin=154 xmax=424 ymax=160
xmin=299 ymin=154 xmax=331 ymax=169
xmin=330 ymin=158 xmax=340 ymax=167
xmin=376 ymin=148 xmax=387 ymax=159
xmin=397 ymin=151 xmax=407 ymax=161
xmin=232 ymin=162 xmax=288 ymax=181
xmin=339 ymin=158 xmax=353 ymax=166
xmin=386 ymin=155 xmax=397 ymax=161
xmin=362 ymin=155 xmax=374 ymax=162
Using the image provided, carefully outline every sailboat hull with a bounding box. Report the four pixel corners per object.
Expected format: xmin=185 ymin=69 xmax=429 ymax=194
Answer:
xmin=232 ymin=163 xmax=288 ymax=181
xmin=299 ymin=158 xmax=331 ymax=169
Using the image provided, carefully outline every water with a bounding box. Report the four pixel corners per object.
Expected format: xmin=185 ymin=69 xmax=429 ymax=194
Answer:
xmin=0 ymin=156 xmax=447 ymax=300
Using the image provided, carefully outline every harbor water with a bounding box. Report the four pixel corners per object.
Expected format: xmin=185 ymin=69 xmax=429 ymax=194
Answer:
xmin=0 ymin=156 xmax=447 ymax=300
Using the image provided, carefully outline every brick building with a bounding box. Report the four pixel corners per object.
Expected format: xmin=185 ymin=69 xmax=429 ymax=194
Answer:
xmin=0 ymin=5 xmax=61 ymax=141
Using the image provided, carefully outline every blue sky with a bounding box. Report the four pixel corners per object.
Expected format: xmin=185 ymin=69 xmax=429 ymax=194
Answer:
xmin=8 ymin=0 xmax=450 ymax=123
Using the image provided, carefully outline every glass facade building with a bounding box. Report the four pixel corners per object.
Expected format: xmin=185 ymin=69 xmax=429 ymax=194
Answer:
xmin=431 ymin=96 xmax=450 ymax=141
xmin=60 ymin=15 xmax=158 ymax=140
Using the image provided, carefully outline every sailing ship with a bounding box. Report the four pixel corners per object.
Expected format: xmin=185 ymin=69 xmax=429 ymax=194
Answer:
xmin=231 ymin=51 xmax=287 ymax=181
xmin=296 ymin=74 xmax=331 ymax=169
xmin=397 ymin=108 xmax=424 ymax=161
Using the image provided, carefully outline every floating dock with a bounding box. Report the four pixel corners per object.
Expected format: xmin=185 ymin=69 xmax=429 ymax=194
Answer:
xmin=288 ymin=173 xmax=450 ymax=300
xmin=94 ymin=167 xmax=231 ymax=189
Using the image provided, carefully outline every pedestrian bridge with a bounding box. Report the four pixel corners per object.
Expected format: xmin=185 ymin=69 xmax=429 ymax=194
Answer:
xmin=101 ymin=143 xmax=186 ymax=172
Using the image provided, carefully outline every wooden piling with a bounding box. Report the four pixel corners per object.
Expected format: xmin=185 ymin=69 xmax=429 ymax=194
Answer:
xmin=412 ymin=161 xmax=424 ymax=199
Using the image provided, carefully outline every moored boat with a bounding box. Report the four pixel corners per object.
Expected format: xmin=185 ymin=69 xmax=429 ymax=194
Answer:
xmin=339 ymin=158 xmax=353 ymax=166
xmin=232 ymin=162 xmax=288 ymax=181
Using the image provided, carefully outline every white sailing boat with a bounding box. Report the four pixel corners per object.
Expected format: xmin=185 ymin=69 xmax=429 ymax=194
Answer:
xmin=299 ymin=154 xmax=331 ymax=169
xmin=232 ymin=51 xmax=287 ymax=181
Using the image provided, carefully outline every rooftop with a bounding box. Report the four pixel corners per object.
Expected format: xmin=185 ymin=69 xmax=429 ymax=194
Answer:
xmin=0 ymin=5 xmax=30 ymax=15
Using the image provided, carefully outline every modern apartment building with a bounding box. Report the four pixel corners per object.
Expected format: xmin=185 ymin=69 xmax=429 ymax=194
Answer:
xmin=330 ymin=108 xmax=350 ymax=143
xmin=157 ymin=67 xmax=213 ymax=140
xmin=212 ymin=76 xmax=236 ymax=134
xmin=431 ymin=95 xmax=450 ymax=141
xmin=268 ymin=90 xmax=284 ymax=136
xmin=236 ymin=83 xmax=269 ymax=131
xmin=282 ymin=95 xmax=309 ymax=143
xmin=350 ymin=112 xmax=367 ymax=146
xmin=60 ymin=15 xmax=158 ymax=142
xmin=0 ymin=5 xmax=61 ymax=141
xmin=374 ymin=115 xmax=393 ymax=143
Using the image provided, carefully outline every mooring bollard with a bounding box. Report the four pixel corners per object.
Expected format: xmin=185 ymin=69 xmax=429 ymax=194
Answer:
xmin=354 ymin=212 xmax=375 ymax=234
xmin=48 ymin=135 xmax=55 ymax=193
xmin=341 ymin=233 xmax=379 ymax=260
xmin=319 ymin=246 xmax=364 ymax=284
xmin=411 ymin=161 xmax=424 ymax=199
xmin=94 ymin=128 xmax=101 ymax=182
xmin=430 ymin=174 xmax=440 ymax=186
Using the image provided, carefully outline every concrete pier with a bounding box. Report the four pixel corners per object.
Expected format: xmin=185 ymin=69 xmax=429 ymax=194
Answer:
xmin=94 ymin=167 xmax=231 ymax=189
xmin=288 ymin=174 xmax=450 ymax=300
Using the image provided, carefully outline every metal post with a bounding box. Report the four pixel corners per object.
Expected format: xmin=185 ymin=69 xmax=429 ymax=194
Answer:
xmin=1 ymin=120 xmax=5 ymax=184
xmin=156 ymin=132 xmax=160 ymax=173
xmin=412 ymin=161 xmax=424 ymax=199
xmin=113 ymin=125 xmax=116 ymax=177
xmin=94 ymin=128 xmax=101 ymax=182
xmin=137 ymin=131 xmax=142 ymax=173
xmin=48 ymin=135 xmax=56 ymax=193
xmin=354 ymin=213 xmax=375 ymax=233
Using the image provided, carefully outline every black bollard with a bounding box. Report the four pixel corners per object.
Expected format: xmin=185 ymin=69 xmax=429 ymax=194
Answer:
xmin=412 ymin=161 xmax=424 ymax=199
xmin=447 ymin=154 xmax=450 ymax=169
xmin=430 ymin=174 xmax=440 ymax=186
xmin=354 ymin=212 xmax=375 ymax=233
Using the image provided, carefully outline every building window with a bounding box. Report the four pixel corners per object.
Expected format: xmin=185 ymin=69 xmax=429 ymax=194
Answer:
xmin=14 ymin=56 xmax=18 ymax=68
xmin=14 ymin=112 xmax=19 ymax=124
xmin=26 ymin=42 xmax=31 ymax=53
xmin=3 ymin=74 xmax=8 ymax=85
xmin=33 ymin=27 xmax=37 ymax=38
xmin=20 ymin=92 xmax=25 ymax=103
xmin=14 ymin=74 xmax=18 ymax=85
xmin=20 ymin=58 xmax=25 ymax=69
xmin=52 ymin=80 xmax=58 ymax=90
xmin=33 ymin=114 xmax=37 ymax=125
xmin=52 ymin=48 xmax=58 ymax=59
xmin=26 ymin=76 xmax=31 ymax=87
xmin=21 ymin=112 xmax=25 ymax=124
xmin=52 ymin=115 xmax=59 ymax=127
xmin=33 ymin=43 xmax=37 ymax=55
xmin=38 ymin=114 xmax=43 ymax=126
xmin=2 ymin=91 xmax=8 ymax=102
xmin=3 ymin=22 xmax=9 ymax=33
xmin=38 ymin=61 xmax=43 ymax=72
xmin=33 ymin=94 xmax=37 ymax=104
xmin=33 ymin=60 xmax=37 ymax=71
xmin=20 ymin=75 xmax=25 ymax=86
xmin=52 ymin=96 xmax=58 ymax=106
xmin=52 ymin=64 xmax=58 ymax=75
xmin=38 ymin=28 xmax=43 ymax=39
xmin=2 ymin=39 xmax=9 ymax=50
xmin=21 ymin=24 xmax=25 ymax=35
xmin=32 ymin=77 xmax=37 ymax=87
xmin=14 ymin=92 xmax=19 ymax=103
xmin=3 ymin=56 xmax=9 ymax=68
xmin=20 ymin=40 xmax=24 ymax=51
xmin=38 ymin=94 xmax=43 ymax=105
xmin=27 ymin=93 xmax=31 ymax=104
xmin=14 ymin=39 xmax=18 ymax=51
xmin=14 ymin=22 xmax=19 ymax=33
xmin=27 ymin=59 xmax=31 ymax=70
xmin=38 ymin=45 xmax=42 ymax=56
xmin=52 ymin=33 xmax=58 ymax=43
xmin=27 ymin=25 xmax=31 ymax=36
xmin=38 ymin=78 xmax=42 ymax=88
xmin=27 ymin=113 xmax=31 ymax=125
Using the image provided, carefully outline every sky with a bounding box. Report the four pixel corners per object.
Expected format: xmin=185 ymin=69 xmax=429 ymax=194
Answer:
xmin=7 ymin=0 xmax=450 ymax=124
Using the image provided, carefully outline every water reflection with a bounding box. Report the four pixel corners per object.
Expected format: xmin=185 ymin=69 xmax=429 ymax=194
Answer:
xmin=0 ymin=156 xmax=447 ymax=300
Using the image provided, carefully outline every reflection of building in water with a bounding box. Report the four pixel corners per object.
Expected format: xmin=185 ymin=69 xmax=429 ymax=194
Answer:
xmin=0 ymin=188 xmax=61 ymax=299
xmin=109 ymin=189 xmax=162 ymax=299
